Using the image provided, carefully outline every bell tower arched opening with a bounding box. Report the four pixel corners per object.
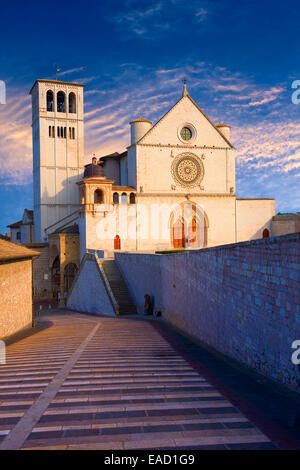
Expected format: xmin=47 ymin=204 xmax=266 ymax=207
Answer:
xmin=94 ymin=189 xmax=104 ymax=204
xmin=57 ymin=91 xmax=66 ymax=112
xmin=46 ymin=90 xmax=54 ymax=111
xmin=68 ymin=92 xmax=76 ymax=113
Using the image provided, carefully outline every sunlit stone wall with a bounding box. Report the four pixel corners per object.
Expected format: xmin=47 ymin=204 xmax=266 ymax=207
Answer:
xmin=116 ymin=233 xmax=300 ymax=391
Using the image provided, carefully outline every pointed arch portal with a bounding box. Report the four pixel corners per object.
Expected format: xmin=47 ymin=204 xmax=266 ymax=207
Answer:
xmin=170 ymin=202 xmax=208 ymax=249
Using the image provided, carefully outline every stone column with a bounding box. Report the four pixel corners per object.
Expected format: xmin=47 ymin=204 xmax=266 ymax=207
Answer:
xmin=59 ymin=235 xmax=66 ymax=307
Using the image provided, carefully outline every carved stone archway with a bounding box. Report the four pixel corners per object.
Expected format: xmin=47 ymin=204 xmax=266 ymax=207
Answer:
xmin=170 ymin=202 xmax=208 ymax=249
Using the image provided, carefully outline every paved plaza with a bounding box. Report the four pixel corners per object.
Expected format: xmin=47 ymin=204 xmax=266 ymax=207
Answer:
xmin=0 ymin=311 xmax=294 ymax=450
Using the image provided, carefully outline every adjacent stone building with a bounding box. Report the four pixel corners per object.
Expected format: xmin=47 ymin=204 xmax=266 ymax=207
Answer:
xmin=272 ymin=213 xmax=300 ymax=236
xmin=0 ymin=239 xmax=39 ymax=339
xmin=7 ymin=209 xmax=34 ymax=243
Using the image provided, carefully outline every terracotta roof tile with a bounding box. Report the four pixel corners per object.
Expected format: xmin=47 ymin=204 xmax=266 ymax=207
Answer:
xmin=0 ymin=239 xmax=40 ymax=262
xmin=112 ymin=186 xmax=136 ymax=192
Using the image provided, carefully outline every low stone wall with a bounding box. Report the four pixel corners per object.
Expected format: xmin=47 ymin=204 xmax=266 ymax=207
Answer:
xmin=115 ymin=253 xmax=163 ymax=314
xmin=116 ymin=233 xmax=300 ymax=390
xmin=67 ymin=254 xmax=115 ymax=316
xmin=0 ymin=259 xmax=33 ymax=339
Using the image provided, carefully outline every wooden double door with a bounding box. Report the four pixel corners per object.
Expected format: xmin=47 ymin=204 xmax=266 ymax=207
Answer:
xmin=172 ymin=217 xmax=197 ymax=249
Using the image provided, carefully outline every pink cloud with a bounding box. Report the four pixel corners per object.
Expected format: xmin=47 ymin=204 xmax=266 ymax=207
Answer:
xmin=0 ymin=91 xmax=32 ymax=184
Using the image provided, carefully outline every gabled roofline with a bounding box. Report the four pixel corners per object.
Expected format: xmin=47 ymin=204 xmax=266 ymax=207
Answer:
xmin=134 ymin=93 xmax=235 ymax=150
xmin=7 ymin=220 xmax=22 ymax=228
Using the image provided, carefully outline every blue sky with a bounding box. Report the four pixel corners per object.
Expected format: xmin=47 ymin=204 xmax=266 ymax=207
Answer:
xmin=0 ymin=0 xmax=300 ymax=234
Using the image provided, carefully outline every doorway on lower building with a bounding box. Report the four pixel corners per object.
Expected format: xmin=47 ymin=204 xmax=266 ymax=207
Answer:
xmin=114 ymin=234 xmax=121 ymax=250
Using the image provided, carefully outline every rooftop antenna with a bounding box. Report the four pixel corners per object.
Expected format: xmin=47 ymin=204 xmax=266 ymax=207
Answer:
xmin=182 ymin=77 xmax=188 ymax=97
xmin=54 ymin=64 xmax=61 ymax=80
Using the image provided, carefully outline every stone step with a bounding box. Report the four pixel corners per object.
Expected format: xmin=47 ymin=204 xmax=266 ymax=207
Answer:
xmin=101 ymin=260 xmax=137 ymax=316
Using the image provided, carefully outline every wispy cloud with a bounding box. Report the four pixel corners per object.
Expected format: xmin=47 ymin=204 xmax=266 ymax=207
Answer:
xmin=233 ymin=121 xmax=300 ymax=173
xmin=247 ymin=86 xmax=284 ymax=107
xmin=108 ymin=1 xmax=209 ymax=39
xmin=72 ymin=76 xmax=99 ymax=84
xmin=1 ymin=61 xmax=299 ymax=214
xmin=0 ymin=91 xmax=32 ymax=185
xmin=195 ymin=7 xmax=208 ymax=22
xmin=57 ymin=66 xmax=86 ymax=77
xmin=214 ymin=84 xmax=248 ymax=92
xmin=110 ymin=2 xmax=163 ymax=37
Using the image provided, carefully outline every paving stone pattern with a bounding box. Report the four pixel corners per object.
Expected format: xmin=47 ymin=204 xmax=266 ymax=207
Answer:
xmin=0 ymin=313 xmax=276 ymax=450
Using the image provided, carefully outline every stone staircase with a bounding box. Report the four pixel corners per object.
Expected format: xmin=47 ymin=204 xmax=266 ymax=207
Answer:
xmin=100 ymin=259 xmax=137 ymax=316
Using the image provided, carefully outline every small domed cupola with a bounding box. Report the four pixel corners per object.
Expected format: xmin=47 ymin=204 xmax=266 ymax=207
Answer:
xmin=83 ymin=157 xmax=105 ymax=178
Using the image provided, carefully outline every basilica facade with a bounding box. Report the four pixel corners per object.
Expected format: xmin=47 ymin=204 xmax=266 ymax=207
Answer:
xmin=8 ymin=78 xmax=277 ymax=301
xmin=30 ymin=79 xmax=274 ymax=256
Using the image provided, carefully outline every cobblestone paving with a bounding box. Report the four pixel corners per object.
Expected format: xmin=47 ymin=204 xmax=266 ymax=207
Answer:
xmin=0 ymin=313 xmax=277 ymax=450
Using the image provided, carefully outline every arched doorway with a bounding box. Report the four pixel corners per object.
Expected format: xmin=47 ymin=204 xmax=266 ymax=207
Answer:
xmin=170 ymin=202 xmax=208 ymax=249
xmin=114 ymin=235 xmax=121 ymax=250
xmin=263 ymin=228 xmax=270 ymax=238
xmin=64 ymin=263 xmax=78 ymax=294
xmin=51 ymin=255 xmax=60 ymax=300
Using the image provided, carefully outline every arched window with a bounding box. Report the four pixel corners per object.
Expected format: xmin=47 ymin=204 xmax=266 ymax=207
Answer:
xmin=113 ymin=193 xmax=119 ymax=204
xmin=94 ymin=189 xmax=104 ymax=204
xmin=52 ymin=126 xmax=55 ymax=137
xmin=49 ymin=126 xmax=51 ymax=137
xmin=46 ymin=90 xmax=54 ymax=111
xmin=121 ymin=192 xmax=127 ymax=204
xmin=57 ymin=91 xmax=66 ymax=112
xmin=129 ymin=193 xmax=136 ymax=204
xmin=57 ymin=126 xmax=60 ymax=137
xmin=263 ymin=228 xmax=270 ymax=238
xmin=69 ymin=92 xmax=76 ymax=113
xmin=60 ymin=126 xmax=63 ymax=137
xmin=114 ymin=235 xmax=121 ymax=250
xmin=72 ymin=127 xmax=75 ymax=139
xmin=64 ymin=127 xmax=66 ymax=138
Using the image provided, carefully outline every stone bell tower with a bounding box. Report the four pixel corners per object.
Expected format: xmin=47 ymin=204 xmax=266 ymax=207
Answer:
xmin=30 ymin=79 xmax=85 ymax=242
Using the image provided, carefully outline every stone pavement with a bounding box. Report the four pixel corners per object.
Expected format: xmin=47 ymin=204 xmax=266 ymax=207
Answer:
xmin=0 ymin=311 xmax=282 ymax=450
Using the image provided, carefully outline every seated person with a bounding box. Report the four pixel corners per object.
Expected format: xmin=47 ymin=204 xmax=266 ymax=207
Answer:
xmin=144 ymin=294 xmax=153 ymax=315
